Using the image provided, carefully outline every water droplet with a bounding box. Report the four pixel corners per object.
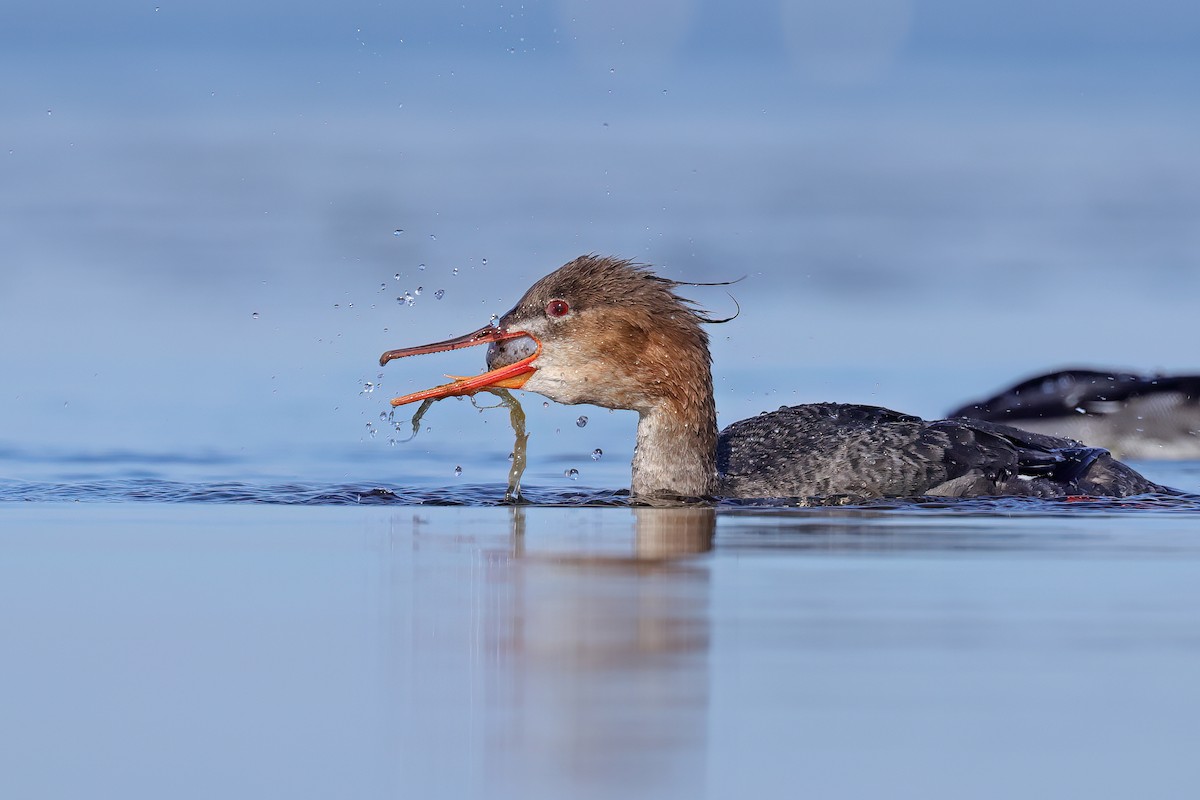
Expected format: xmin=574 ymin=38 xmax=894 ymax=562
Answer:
xmin=379 ymin=411 xmax=389 ymax=420
xmin=434 ymin=289 xmax=445 ymax=300
xmin=452 ymin=267 xmax=459 ymax=276
xmin=576 ymin=415 xmax=588 ymax=427
xmin=361 ymin=381 xmax=375 ymax=394
xmin=333 ymin=303 xmax=340 ymax=309
xmin=482 ymin=258 xmax=488 ymax=265
xmin=393 ymin=229 xmax=404 ymax=236
xmin=542 ymin=401 xmax=549 ymax=408
xmin=251 ymin=312 xmax=260 ymax=320
xmin=429 ymin=234 xmax=437 ymax=241
xmin=564 ymin=468 xmax=579 ymax=480
xmin=414 ymin=286 xmax=423 ymax=295
xmin=404 ymin=292 xmax=415 ymax=306
xmin=394 ymin=273 xmax=401 ymax=280
xmin=418 ymin=263 xmax=426 ymax=271
xmin=454 ymin=465 xmax=463 ymax=477
xmin=379 ymin=283 xmax=386 ymax=291
xmin=591 ymin=448 xmax=603 ymax=461
xmin=489 ymin=313 xmax=499 ymax=326
xmin=507 ymin=452 xmax=515 ymax=461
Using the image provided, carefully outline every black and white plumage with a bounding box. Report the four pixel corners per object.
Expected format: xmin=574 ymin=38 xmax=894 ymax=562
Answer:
xmin=717 ymin=403 xmax=1163 ymax=499
xmin=949 ymin=369 xmax=1200 ymax=460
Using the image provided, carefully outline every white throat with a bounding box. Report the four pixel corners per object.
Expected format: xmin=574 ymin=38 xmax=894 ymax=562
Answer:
xmin=630 ymin=404 xmax=717 ymax=498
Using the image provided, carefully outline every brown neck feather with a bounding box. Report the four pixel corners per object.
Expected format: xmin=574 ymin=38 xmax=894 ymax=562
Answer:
xmin=629 ymin=323 xmax=718 ymax=498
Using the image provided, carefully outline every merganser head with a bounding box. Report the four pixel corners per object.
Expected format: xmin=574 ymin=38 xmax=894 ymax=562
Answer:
xmin=380 ymin=254 xmax=713 ymax=414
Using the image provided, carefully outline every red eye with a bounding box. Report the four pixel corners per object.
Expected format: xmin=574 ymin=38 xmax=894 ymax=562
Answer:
xmin=546 ymin=299 xmax=570 ymax=318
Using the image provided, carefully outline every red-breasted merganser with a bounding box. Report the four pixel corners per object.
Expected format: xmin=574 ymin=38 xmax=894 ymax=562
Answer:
xmin=380 ymin=256 xmax=1169 ymax=499
xmin=948 ymin=368 xmax=1200 ymax=460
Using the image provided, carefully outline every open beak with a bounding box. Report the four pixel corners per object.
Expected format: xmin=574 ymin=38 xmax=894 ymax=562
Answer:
xmin=378 ymin=324 xmax=540 ymax=407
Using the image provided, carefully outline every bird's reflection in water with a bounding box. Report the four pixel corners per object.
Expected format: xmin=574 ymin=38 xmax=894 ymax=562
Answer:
xmin=483 ymin=506 xmax=714 ymax=798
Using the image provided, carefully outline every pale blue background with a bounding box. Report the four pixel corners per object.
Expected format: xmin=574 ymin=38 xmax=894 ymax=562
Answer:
xmin=2 ymin=0 xmax=1197 ymax=488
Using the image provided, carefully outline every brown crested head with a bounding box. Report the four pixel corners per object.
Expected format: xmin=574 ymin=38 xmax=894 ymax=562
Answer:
xmin=486 ymin=255 xmax=715 ymax=414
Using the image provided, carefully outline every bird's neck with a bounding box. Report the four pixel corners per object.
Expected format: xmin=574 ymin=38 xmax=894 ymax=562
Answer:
xmin=630 ymin=388 xmax=718 ymax=499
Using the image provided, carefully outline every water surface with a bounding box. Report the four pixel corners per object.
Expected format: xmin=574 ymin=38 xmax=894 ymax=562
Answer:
xmin=4 ymin=501 xmax=1200 ymax=799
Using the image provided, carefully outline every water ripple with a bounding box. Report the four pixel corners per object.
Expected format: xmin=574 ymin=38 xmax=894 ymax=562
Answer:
xmin=0 ymin=479 xmax=631 ymax=507
xmin=1 ymin=478 xmax=1198 ymax=514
